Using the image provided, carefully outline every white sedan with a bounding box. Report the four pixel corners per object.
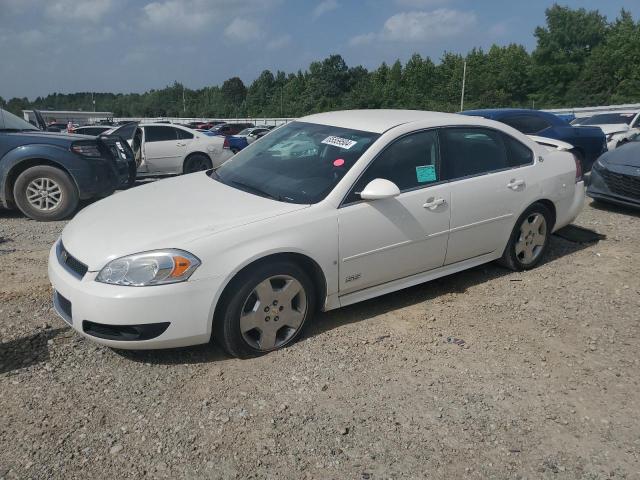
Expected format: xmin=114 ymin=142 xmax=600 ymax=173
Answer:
xmin=107 ymin=122 xmax=233 ymax=176
xmin=49 ymin=110 xmax=585 ymax=357
xmin=574 ymin=111 xmax=640 ymax=150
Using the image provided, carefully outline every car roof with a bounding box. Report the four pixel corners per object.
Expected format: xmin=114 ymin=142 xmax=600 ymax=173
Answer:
xmin=300 ymin=109 xmax=477 ymax=134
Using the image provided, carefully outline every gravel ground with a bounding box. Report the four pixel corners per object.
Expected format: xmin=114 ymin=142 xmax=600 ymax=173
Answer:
xmin=1 ymin=198 xmax=639 ymax=480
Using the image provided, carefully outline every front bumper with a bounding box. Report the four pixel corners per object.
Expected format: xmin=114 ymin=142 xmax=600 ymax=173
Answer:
xmin=48 ymin=242 xmax=224 ymax=349
xmin=587 ymin=165 xmax=640 ymax=209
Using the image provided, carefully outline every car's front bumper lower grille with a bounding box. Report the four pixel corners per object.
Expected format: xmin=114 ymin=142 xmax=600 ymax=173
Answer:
xmin=600 ymin=170 xmax=640 ymax=200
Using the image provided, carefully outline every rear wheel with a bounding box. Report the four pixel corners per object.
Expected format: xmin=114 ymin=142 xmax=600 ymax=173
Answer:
xmin=183 ymin=154 xmax=212 ymax=174
xmin=499 ymin=203 xmax=552 ymax=271
xmin=214 ymin=261 xmax=316 ymax=358
xmin=13 ymin=165 xmax=78 ymax=221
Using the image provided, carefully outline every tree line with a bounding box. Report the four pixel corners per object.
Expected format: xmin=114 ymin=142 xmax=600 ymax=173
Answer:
xmin=2 ymin=5 xmax=639 ymax=119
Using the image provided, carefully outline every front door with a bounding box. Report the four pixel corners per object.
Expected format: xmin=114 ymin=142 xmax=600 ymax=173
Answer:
xmin=338 ymin=130 xmax=451 ymax=294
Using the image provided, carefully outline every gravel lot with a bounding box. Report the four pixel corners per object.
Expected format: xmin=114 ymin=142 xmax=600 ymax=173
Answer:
xmin=1 ymin=197 xmax=639 ymax=479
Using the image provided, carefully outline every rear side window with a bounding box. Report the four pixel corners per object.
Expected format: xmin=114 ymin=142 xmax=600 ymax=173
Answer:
xmin=346 ymin=130 xmax=440 ymax=203
xmin=501 ymin=115 xmax=551 ymax=134
xmin=502 ymin=134 xmax=534 ymax=167
xmin=176 ymin=128 xmax=194 ymax=140
xmin=440 ymin=128 xmax=509 ymax=180
xmin=145 ymin=126 xmax=177 ymax=142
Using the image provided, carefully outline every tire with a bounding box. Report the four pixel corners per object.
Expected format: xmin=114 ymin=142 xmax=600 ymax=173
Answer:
xmin=214 ymin=261 xmax=316 ymax=358
xmin=498 ymin=203 xmax=552 ymax=271
xmin=13 ymin=165 xmax=79 ymax=221
xmin=231 ymin=148 xmax=239 ymax=154
xmin=183 ymin=154 xmax=213 ymax=174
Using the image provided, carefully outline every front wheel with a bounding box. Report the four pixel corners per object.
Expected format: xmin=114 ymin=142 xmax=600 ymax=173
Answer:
xmin=183 ymin=154 xmax=213 ymax=174
xmin=499 ymin=203 xmax=552 ymax=271
xmin=13 ymin=165 xmax=79 ymax=221
xmin=214 ymin=261 xmax=316 ymax=358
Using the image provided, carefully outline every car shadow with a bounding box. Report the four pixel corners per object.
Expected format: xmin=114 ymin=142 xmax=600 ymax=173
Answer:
xmin=589 ymin=199 xmax=640 ymax=218
xmin=114 ymin=229 xmax=601 ymax=365
xmin=309 ymin=233 xmax=596 ymax=339
xmin=0 ymin=328 xmax=67 ymax=375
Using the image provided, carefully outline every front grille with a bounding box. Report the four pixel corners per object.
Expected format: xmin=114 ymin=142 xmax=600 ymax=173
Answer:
xmin=57 ymin=242 xmax=88 ymax=279
xmin=600 ymin=170 xmax=640 ymax=200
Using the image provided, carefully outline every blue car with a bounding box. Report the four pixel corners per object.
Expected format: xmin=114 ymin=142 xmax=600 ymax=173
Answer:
xmin=461 ymin=109 xmax=607 ymax=172
xmin=0 ymin=108 xmax=135 ymax=221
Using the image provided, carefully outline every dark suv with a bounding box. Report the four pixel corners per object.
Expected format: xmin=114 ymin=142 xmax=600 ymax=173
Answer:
xmin=0 ymin=109 xmax=135 ymax=221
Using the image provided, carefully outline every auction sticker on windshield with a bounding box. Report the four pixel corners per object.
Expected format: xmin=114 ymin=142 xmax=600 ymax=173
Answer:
xmin=322 ymin=136 xmax=357 ymax=150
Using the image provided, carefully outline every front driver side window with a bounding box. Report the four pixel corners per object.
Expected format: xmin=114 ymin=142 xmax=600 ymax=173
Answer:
xmin=345 ymin=130 xmax=440 ymax=204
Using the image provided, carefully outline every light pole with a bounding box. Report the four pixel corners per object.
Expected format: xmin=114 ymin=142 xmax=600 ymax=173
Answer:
xmin=460 ymin=61 xmax=467 ymax=112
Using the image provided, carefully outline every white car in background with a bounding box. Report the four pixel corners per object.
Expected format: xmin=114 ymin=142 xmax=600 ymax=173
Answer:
xmin=107 ymin=122 xmax=232 ymax=176
xmin=573 ymin=111 xmax=640 ymax=150
xmin=49 ymin=110 xmax=585 ymax=357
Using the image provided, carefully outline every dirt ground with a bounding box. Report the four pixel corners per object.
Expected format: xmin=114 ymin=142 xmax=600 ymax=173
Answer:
xmin=1 ymin=198 xmax=639 ymax=480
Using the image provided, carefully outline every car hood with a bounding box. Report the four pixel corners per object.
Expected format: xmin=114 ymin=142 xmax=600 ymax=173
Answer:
xmin=61 ymin=173 xmax=309 ymax=270
xmin=600 ymin=142 xmax=640 ymax=167
xmin=8 ymin=130 xmax=89 ymax=146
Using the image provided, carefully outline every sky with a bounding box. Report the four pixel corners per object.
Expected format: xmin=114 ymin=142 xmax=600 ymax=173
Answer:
xmin=1 ymin=0 xmax=639 ymax=100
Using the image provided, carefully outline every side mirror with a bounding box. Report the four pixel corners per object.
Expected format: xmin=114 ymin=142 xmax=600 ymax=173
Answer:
xmin=359 ymin=178 xmax=400 ymax=201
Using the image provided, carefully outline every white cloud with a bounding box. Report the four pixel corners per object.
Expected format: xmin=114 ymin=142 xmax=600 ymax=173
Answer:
xmin=382 ymin=9 xmax=476 ymax=42
xmin=349 ymin=8 xmax=476 ymax=47
xmin=142 ymin=0 xmax=214 ymax=32
xmin=395 ymin=0 xmax=452 ymax=6
xmin=348 ymin=32 xmax=376 ymax=47
xmin=45 ymin=0 xmax=114 ymax=22
xmin=312 ymin=0 xmax=338 ymax=19
xmin=224 ymin=18 xmax=261 ymax=43
xmin=266 ymin=34 xmax=291 ymax=50
xmin=141 ymin=0 xmax=281 ymax=34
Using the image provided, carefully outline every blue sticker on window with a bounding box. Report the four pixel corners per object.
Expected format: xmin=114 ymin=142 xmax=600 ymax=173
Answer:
xmin=416 ymin=165 xmax=437 ymax=183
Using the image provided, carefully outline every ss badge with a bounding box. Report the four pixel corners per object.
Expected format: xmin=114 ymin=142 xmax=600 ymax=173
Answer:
xmin=345 ymin=273 xmax=361 ymax=283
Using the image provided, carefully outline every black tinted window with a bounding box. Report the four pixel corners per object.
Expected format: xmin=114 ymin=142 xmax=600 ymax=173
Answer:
xmin=501 ymin=115 xmax=550 ymax=134
xmin=440 ymin=128 xmax=508 ymax=180
xmin=145 ymin=126 xmax=177 ymax=142
xmin=502 ymin=134 xmax=534 ymax=167
xmin=176 ymin=128 xmax=194 ymax=139
xmin=346 ymin=130 xmax=440 ymax=203
xmin=112 ymin=122 xmax=138 ymax=140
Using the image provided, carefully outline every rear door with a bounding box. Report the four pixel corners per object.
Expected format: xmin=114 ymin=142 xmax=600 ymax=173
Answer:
xmin=142 ymin=126 xmax=185 ymax=173
xmin=439 ymin=127 xmax=536 ymax=265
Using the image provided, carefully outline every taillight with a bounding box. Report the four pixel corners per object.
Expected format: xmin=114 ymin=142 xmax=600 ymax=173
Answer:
xmin=71 ymin=141 xmax=101 ymax=158
xmin=574 ymin=155 xmax=583 ymax=183
xmin=223 ymin=137 xmax=230 ymax=149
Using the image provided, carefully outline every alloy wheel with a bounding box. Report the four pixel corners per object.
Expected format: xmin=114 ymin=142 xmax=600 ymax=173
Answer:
xmin=26 ymin=177 xmax=63 ymax=211
xmin=239 ymin=275 xmax=308 ymax=351
xmin=515 ymin=213 xmax=547 ymax=265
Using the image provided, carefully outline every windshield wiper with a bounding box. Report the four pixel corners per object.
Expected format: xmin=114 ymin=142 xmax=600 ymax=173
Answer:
xmin=228 ymin=180 xmax=287 ymax=202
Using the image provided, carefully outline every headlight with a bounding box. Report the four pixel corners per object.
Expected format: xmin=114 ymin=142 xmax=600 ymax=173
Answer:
xmin=96 ymin=249 xmax=200 ymax=286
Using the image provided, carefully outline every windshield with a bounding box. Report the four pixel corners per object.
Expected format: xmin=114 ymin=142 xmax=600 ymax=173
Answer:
xmin=581 ymin=113 xmax=636 ymax=125
xmin=212 ymin=121 xmax=380 ymax=204
xmin=0 ymin=108 xmax=39 ymax=131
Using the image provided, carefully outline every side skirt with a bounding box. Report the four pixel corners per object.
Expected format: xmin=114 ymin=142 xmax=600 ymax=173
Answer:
xmin=335 ymin=252 xmax=499 ymax=309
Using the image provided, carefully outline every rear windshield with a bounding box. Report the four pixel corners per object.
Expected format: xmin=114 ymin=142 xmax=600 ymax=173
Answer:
xmin=0 ymin=109 xmax=39 ymax=131
xmin=581 ymin=113 xmax=636 ymax=125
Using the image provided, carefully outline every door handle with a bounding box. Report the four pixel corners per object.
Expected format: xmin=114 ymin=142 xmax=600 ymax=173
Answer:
xmin=507 ymin=179 xmax=525 ymax=190
xmin=423 ymin=197 xmax=447 ymax=210
xmin=177 ymin=142 xmax=186 ymax=147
